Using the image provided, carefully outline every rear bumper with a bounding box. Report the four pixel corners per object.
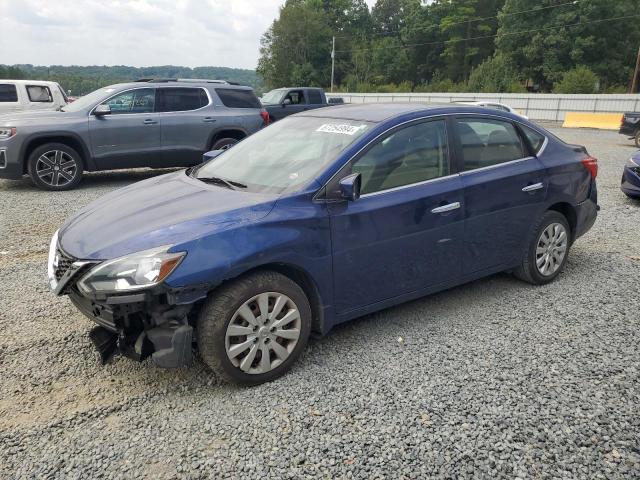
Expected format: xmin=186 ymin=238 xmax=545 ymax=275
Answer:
xmin=619 ymin=126 xmax=637 ymax=137
xmin=574 ymin=183 xmax=599 ymax=240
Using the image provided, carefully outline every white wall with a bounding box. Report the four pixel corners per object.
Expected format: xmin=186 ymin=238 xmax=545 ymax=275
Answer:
xmin=326 ymin=92 xmax=640 ymax=122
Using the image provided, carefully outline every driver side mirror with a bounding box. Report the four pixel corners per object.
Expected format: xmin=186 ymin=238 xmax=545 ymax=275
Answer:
xmin=339 ymin=173 xmax=361 ymax=201
xmin=93 ymin=104 xmax=111 ymax=116
xmin=202 ymin=150 xmax=224 ymax=163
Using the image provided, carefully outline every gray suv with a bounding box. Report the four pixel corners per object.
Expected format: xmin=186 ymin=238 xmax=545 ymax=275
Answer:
xmin=0 ymin=79 xmax=267 ymax=190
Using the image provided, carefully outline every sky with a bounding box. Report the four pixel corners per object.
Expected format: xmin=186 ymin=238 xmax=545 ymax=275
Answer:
xmin=0 ymin=0 xmax=378 ymax=70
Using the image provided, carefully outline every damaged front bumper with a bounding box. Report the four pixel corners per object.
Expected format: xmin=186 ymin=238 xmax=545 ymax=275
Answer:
xmin=68 ymin=287 xmax=206 ymax=368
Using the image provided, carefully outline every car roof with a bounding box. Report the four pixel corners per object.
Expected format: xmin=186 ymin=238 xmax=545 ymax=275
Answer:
xmin=0 ymin=79 xmax=61 ymax=86
xmin=106 ymin=81 xmax=254 ymax=91
xmin=297 ymin=102 xmax=502 ymax=123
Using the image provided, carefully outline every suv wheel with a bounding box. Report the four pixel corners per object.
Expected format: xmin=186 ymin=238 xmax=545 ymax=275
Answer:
xmin=635 ymin=130 xmax=640 ymax=149
xmin=27 ymin=143 xmax=83 ymax=191
xmin=514 ymin=211 xmax=571 ymax=285
xmin=211 ymin=138 xmax=239 ymax=151
xmin=197 ymin=271 xmax=311 ymax=385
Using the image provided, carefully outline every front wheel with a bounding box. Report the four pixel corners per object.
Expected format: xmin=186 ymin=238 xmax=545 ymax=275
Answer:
xmin=514 ymin=211 xmax=571 ymax=285
xmin=27 ymin=143 xmax=83 ymax=190
xmin=197 ymin=271 xmax=311 ymax=385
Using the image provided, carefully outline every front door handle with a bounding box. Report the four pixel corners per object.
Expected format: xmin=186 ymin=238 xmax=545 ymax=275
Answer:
xmin=522 ymin=182 xmax=544 ymax=192
xmin=431 ymin=202 xmax=461 ymax=214
xmin=203 ymin=117 xmax=217 ymax=123
xmin=143 ymin=119 xmax=158 ymax=125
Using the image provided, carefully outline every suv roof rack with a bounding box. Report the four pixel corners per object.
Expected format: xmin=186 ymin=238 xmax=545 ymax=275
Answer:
xmin=134 ymin=78 xmax=237 ymax=85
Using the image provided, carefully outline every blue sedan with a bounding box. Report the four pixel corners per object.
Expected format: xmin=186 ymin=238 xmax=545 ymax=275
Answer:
xmin=48 ymin=103 xmax=599 ymax=385
xmin=621 ymin=151 xmax=640 ymax=198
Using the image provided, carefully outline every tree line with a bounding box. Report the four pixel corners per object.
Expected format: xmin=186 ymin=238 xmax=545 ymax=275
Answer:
xmin=257 ymin=0 xmax=640 ymax=94
xmin=0 ymin=65 xmax=264 ymax=96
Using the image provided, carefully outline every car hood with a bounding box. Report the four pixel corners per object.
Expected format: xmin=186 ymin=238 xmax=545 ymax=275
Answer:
xmin=59 ymin=171 xmax=278 ymax=260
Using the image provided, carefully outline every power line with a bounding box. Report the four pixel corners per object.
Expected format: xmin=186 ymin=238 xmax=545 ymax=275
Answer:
xmin=335 ymin=0 xmax=580 ymax=40
xmin=336 ymin=13 xmax=640 ymax=55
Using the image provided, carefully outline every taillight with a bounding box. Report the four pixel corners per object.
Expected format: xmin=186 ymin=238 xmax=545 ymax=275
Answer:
xmin=260 ymin=110 xmax=270 ymax=126
xmin=581 ymin=156 xmax=598 ymax=179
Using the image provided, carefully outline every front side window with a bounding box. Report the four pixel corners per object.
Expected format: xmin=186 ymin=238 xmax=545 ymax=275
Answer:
xmin=101 ymin=88 xmax=155 ymax=114
xmin=0 ymin=84 xmax=18 ymax=102
xmin=27 ymin=85 xmax=53 ymax=103
xmin=195 ymin=116 xmax=371 ymax=193
xmin=284 ymin=90 xmax=306 ymax=105
xmin=352 ymin=120 xmax=449 ymax=195
xmin=456 ymin=118 xmax=525 ymax=171
xmin=157 ymin=87 xmax=208 ymax=112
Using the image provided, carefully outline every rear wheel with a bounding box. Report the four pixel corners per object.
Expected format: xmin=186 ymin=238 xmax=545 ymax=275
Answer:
xmin=197 ymin=271 xmax=311 ymax=385
xmin=211 ymin=137 xmax=239 ymax=151
xmin=27 ymin=143 xmax=83 ymax=191
xmin=514 ymin=211 xmax=571 ymax=285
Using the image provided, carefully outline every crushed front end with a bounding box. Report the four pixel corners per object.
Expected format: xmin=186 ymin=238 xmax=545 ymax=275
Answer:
xmin=48 ymin=233 xmax=207 ymax=367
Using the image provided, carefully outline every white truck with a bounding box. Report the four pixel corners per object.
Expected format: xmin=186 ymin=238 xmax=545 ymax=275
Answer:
xmin=0 ymin=80 xmax=68 ymax=115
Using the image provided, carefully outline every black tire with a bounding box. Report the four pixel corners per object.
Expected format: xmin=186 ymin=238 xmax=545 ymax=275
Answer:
xmin=197 ymin=271 xmax=311 ymax=385
xmin=27 ymin=143 xmax=83 ymax=191
xmin=635 ymin=130 xmax=640 ymax=149
xmin=514 ymin=211 xmax=571 ymax=285
xmin=211 ymin=137 xmax=239 ymax=151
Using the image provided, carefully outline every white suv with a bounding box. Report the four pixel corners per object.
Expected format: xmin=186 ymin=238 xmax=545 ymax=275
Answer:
xmin=0 ymin=80 xmax=68 ymax=115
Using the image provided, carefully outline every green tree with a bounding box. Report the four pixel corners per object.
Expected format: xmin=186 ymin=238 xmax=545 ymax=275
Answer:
xmin=553 ymin=66 xmax=599 ymax=94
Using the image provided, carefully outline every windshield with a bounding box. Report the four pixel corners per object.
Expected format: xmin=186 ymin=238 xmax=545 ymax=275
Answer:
xmin=261 ymin=90 xmax=285 ymax=105
xmin=60 ymin=87 xmax=119 ymax=112
xmin=195 ymin=116 xmax=372 ymax=193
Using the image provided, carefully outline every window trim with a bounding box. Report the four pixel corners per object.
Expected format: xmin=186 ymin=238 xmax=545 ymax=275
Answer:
xmin=89 ymin=87 xmax=158 ymax=116
xmin=314 ymin=112 xmax=548 ymax=202
xmin=155 ymin=86 xmax=212 ymax=114
xmin=26 ymin=85 xmax=53 ymax=103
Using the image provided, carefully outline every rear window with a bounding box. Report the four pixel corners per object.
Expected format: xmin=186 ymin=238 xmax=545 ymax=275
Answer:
xmin=215 ymin=88 xmax=261 ymax=109
xmin=157 ymin=87 xmax=208 ymax=112
xmin=308 ymin=89 xmax=323 ymax=104
xmin=27 ymin=85 xmax=53 ymax=103
xmin=0 ymin=84 xmax=18 ymax=102
xmin=521 ymin=125 xmax=546 ymax=153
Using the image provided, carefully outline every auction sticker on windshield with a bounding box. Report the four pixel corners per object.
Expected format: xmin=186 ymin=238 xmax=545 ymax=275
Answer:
xmin=316 ymin=124 xmax=367 ymax=135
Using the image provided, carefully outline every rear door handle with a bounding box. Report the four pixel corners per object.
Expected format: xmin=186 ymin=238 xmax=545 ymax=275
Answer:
xmin=143 ymin=119 xmax=158 ymax=125
xmin=431 ymin=202 xmax=461 ymax=214
xmin=203 ymin=117 xmax=217 ymax=123
xmin=522 ymin=182 xmax=544 ymax=192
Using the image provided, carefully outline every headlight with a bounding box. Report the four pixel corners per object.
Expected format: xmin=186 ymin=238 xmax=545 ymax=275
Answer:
xmin=78 ymin=246 xmax=185 ymax=294
xmin=0 ymin=127 xmax=16 ymax=139
xmin=47 ymin=229 xmax=59 ymax=289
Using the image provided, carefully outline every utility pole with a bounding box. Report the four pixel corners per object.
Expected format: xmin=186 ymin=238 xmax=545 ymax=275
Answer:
xmin=331 ymin=36 xmax=336 ymax=93
xmin=632 ymin=46 xmax=640 ymax=94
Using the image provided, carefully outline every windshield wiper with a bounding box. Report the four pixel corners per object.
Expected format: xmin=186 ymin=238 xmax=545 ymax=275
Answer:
xmin=197 ymin=176 xmax=247 ymax=190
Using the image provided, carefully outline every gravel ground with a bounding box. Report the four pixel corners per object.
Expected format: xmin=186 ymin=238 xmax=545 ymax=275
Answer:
xmin=0 ymin=127 xmax=639 ymax=479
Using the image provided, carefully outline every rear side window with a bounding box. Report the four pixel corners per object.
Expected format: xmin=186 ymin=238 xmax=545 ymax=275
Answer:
xmin=520 ymin=125 xmax=546 ymax=153
xmin=215 ymin=88 xmax=261 ymax=109
xmin=308 ymin=89 xmax=323 ymax=104
xmin=0 ymin=84 xmax=18 ymax=102
xmin=456 ymin=118 xmax=525 ymax=171
xmin=157 ymin=88 xmax=208 ymax=112
xmin=27 ymin=85 xmax=53 ymax=103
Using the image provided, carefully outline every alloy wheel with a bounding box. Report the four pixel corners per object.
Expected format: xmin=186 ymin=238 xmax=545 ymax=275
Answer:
xmin=36 ymin=150 xmax=78 ymax=188
xmin=535 ymin=222 xmax=568 ymax=276
xmin=225 ymin=292 xmax=301 ymax=374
